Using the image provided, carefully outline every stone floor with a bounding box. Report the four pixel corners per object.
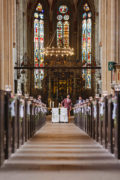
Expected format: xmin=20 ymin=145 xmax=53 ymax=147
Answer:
xmin=0 ymin=120 xmax=120 ymax=180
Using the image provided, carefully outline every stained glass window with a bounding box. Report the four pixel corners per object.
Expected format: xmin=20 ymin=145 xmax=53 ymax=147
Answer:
xmin=57 ymin=21 xmax=63 ymax=47
xmin=84 ymin=3 xmax=90 ymax=12
xmin=57 ymin=15 xmax=63 ymax=21
xmin=63 ymin=21 xmax=69 ymax=47
xmin=64 ymin=15 xmax=69 ymax=21
xmin=34 ymin=3 xmax=44 ymax=89
xmin=57 ymin=5 xmax=69 ymax=47
xmin=82 ymin=4 xmax=92 ymax=89
xmin=36 ymin=3 xmax=43 ymax=11
xmin=59 ymin=5 xmax=68 ymax=14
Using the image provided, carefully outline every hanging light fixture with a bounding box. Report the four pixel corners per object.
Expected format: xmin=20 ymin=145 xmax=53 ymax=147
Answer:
xmin=43 ymin=46 xmax=74 ymax=57
xmin=43 ymin=31 xmax=74 ymax=57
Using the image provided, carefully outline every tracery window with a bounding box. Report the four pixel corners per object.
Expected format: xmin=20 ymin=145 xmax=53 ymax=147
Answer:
xmin=82 ymin=3 xmax=92 ymax=89
xmin=34 ymin=3 xmax=44 ymax=89
xmin=57 ymin=5 xmax=70 ymax=47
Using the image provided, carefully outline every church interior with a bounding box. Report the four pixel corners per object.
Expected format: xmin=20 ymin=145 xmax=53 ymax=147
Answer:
xmin=0 ymin=0 xmax=120 ymax=179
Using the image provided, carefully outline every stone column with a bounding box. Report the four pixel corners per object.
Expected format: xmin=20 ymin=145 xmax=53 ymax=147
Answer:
xmin=106 ymin=0 xmax=112 ymax=92
xmin=0 ymin=0 xmax=16 ymax=91
xmin=98 ymin=0 xmax=102 ymax=93
xmin=13 ymin=0 xmax=17 ymax=92
xmin=8 ymin=0 xmax=14 ymax=91
xmin=0 ymin=0 xmax=4 ymax=90
xmin=115 ymin=0 xmax=120 ymax=64
xmin=111 ymin=0 xmax=116 ymax=62
xmin=3 ymin=0 xmax=10 ymax=88
xmin=23 ymin=3 xmax=28 ymax=94
xmin=118 ymin=0 xmax=120 ymax=63
xmin=101 ymin=0 xmax=107 ymax=92
xmin=16 ymin=0 xmax=24 ymax=93
xmin=101 ymin=0 xmax=116 ymax=93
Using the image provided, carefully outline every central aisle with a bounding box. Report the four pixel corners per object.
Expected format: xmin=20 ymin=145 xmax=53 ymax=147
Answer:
xmin=1 ymin=121 xmax=120 ymax=180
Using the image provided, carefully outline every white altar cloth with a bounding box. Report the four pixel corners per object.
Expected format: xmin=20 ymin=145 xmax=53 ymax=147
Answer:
xmin=52 ymin=108 xmax=59 ymax=123
xmin=60 ymin=108 xmax=68 ymax=123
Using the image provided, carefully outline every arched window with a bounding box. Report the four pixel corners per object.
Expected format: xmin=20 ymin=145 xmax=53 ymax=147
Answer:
xmin=82 ymin=3 xmax=92 ymax=89
xmin=34 ymin=3 xmax=44 ymax=89
xmin=57 ymin=5 xmax=70 ymax=47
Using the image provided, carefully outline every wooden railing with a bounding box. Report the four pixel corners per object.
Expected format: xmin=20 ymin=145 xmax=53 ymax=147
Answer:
xmin=0 ymin=90 xmax=47 ymax=167
xmin=74 ymin=92 xmax=120 ymax=159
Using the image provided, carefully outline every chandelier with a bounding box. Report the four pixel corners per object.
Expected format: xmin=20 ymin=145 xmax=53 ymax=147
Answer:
xmin=43 ymin=31 xmax=74 ymax=57
xmin=43 ymin=46 xmax=74 ymax=57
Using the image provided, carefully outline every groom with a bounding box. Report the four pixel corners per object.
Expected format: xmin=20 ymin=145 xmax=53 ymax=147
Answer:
xmin=61 ymin=95 xmax=72 ymax=118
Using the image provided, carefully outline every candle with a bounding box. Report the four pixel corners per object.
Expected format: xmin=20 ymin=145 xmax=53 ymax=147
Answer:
xmin=50 ymin=101 xmax=51 ymax=108
xmin=52 ymin=101 xmax=54 ymax=108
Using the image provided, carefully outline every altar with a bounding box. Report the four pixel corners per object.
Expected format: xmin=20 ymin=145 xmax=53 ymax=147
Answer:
xmin=52 ymin=107 xmax=68 ymax=123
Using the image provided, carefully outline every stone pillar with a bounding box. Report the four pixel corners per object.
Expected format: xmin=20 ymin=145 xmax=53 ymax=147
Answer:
xmin=101 ymin=0 xmax=107 ymax=92
xmin=106 ymin=0 xmax=112 ymax=92
xmin=0 ymin=0 xmax=16 ymax=91
xmin=111 ymin=0 xmax=116 ymax=82
xmin=114 ymin=0 xmax=120 ymax=84
xmin=95 ymin=0 xmax=101 ymax=94
xmin=111 ymin=0 xmax=116 ymax=62
xmin=8 ymin=0 xmax=14 ymax=91
xmin=23 ymin=3 xmax=28 ymax=94
xmin=13 ymin=0 xmax=17 ymax=92
xmin=118 ymin=0 xmax=120 ymax=63
xmin=101 ymin=0 xmax=116 ymax=93
xmin=16 ymin=0 xmax=24 ymax=93
xmin=3 ymin=0 xmax=9 ymax=88
xmin=0 ymin=0 xmax=4 ymax=90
